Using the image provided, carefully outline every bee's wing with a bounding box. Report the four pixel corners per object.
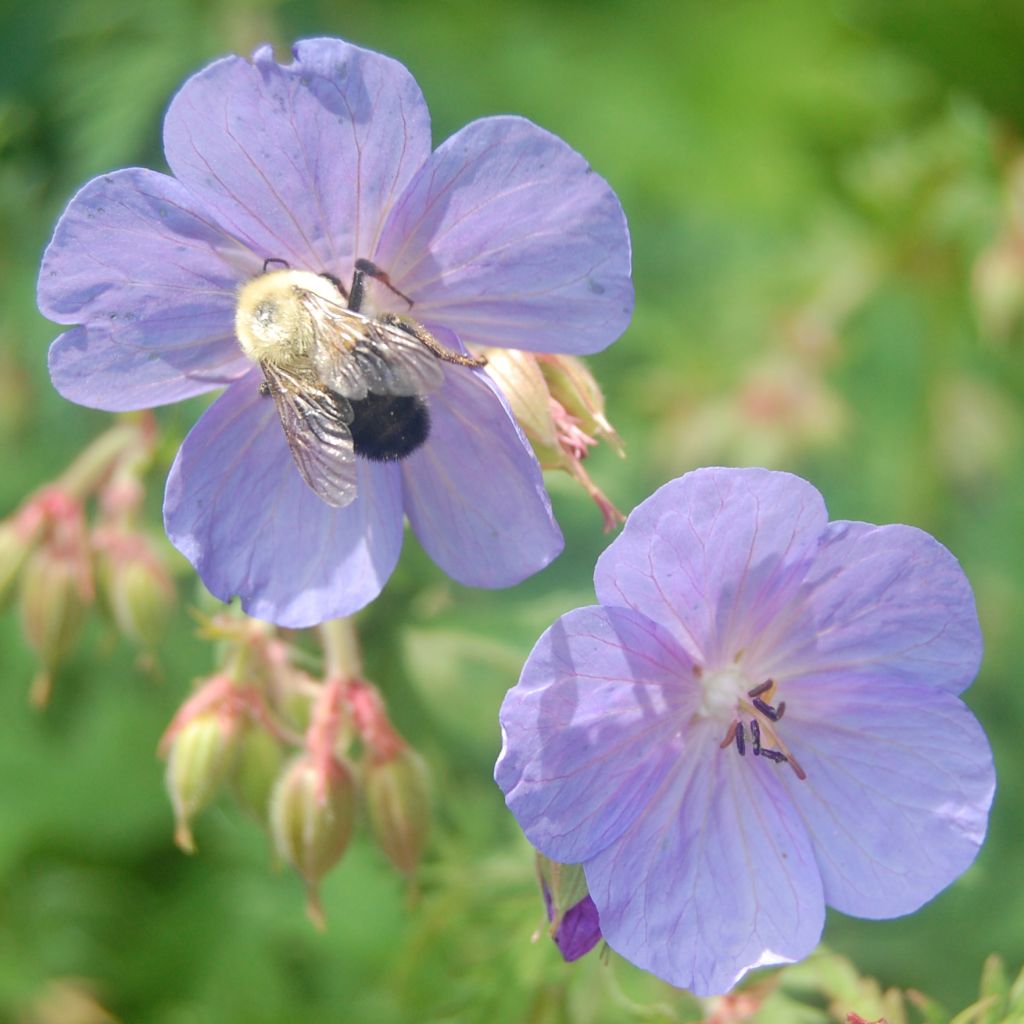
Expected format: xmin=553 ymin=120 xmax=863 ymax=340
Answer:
xmin=261 ymin=362 xmax=358 ymax=508
xmin=301 ymin=292 xmax=445 ymax=400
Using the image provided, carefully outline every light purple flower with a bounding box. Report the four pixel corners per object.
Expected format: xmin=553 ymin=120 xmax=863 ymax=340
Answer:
xmin=37 ymin=39 xmax=633 ymax=627
xmin=496 ymin=467 xmax=994 ymax=995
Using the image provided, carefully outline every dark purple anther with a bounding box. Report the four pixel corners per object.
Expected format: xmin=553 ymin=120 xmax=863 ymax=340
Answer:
xmin=759 ymin=748 xmax=788 ymax=765
xmin=750 ymin=719 xmax=761 ymax=756
xmin=776 ymin=701 xmax=786 ymax=720
xmin=752 ymin=697 xmax=779 ymax=722
xmin=735 ymin=722 xmax=746 ymax=756
xmin=747 ymin=680 xmax=773 ymax=699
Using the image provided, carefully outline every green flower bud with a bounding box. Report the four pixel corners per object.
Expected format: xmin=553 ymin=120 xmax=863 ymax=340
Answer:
xmin=364 ymin=747 xmax=431 ymax=876
xmin=0 ymin=519 xmax=32 ymax=609
xmin=270 ymin=754 xmax=356 ymax=926
xmin=165 ymin=711 xmax=241 ymax=853
xmin=96 ymin=532 xmax=175 ymax=649
xmin=536 ymin=853 xmax=590 ymax=922
xmin=231 ymin=723 xmax=286 ymax=825
xmin=19 ymin=544 xmax=91 ymax=704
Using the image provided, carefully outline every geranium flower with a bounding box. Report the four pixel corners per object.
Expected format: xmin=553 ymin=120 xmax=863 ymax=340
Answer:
xmin=496 ymin=467 xmax=994 ymax=995
xmin=38 ymin=38 xmax=633 ymax=627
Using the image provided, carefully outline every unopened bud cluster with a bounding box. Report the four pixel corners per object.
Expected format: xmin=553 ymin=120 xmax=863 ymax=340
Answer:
xmin=481 ymin=349 xmax=625 ymax=530
xmin=0 ymin=415 xmax=175 ymax=704
xmin=159 ymin=616 xmax=431 ymax=926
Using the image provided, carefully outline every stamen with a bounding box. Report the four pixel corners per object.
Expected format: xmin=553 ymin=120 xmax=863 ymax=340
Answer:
xmin=787 ymin=754 xmax=807 ymax=781
xmin=752 ymin=697 xmax=779 ymax=722
xmin=750 ymin=719 xmax=761 ymax=756
xmin=718 ymin=721 xmax=738 ymax=750
xmin=734 ymin=722 xmax=746 ymax=757
xmin=747 ymin=680 xmax=773 ymax=699
xmin=775 ymin=701 xmax=786 ymax=720
xmin=759 ymin=748 xmax=788 ymax=765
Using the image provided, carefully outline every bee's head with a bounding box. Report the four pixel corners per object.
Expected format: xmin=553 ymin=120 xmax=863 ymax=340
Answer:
xmin=235 ymin=271 xmax=313 ymax=364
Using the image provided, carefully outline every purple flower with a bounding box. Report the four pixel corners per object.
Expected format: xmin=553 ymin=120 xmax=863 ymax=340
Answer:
xmin=496 ymin=467 xmax=994 ymax=995
xmin=38 ymin=39 xmax=633 ymax=627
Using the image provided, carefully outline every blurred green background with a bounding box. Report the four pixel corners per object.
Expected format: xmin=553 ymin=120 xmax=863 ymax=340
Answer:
xmin=2 ymin=1 xmax=1023 ymax=1021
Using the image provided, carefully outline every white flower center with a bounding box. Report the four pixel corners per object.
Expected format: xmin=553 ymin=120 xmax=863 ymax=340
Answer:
xmin=698 ymin=666 xmax=750 ymax=721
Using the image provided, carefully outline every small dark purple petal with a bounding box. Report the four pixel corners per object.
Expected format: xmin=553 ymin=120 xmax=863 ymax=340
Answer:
xmin=163 ymin=40 xmax=431 ymax=276
xmin=164 ymin=371 xmax=404 ymax=627
xmin=374 ymin=116 xmax=633 ymax=354
xmin=401 ymin=361 xmax=562 ymax=587
xmin=594 ymin=468 xmax=828 ymax=666
xmin=542 ymin=884 xmax=603 ymax=962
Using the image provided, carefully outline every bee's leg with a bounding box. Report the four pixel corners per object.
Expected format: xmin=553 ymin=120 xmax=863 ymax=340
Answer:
xmin=262 ymin=257 xmax=290 ymax=274
xmin=318 ymin=271 xmax=348 ymax=298
xmin=378 ymin=314 xmax=487 ymax=369
xmin=259 ymin=380 xmax=273 ymax=397
xmin=348 ymin=258 xmax=415 ymax=312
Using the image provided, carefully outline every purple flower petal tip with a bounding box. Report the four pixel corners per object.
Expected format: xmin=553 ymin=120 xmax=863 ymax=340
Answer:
xmin=542 ymin=884 xmax=603 ymax=962
xmin=496 ymin=467 xmax=994 ymax=995
xmin=38 ymin=39 xmax=633 ymax=624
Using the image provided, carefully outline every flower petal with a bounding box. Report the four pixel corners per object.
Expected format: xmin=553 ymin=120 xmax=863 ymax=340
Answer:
xmin=163 ymin=39 xmax=431 ymax=276
xmin=374 ymin=116 xmax=633 ymax=354
xmin=585 ymin=735 xmax=824 ymax=996
xmin=164 ymin=372 xmax=404 ymax=627
xmin=496 ymin=605 xmax=700 ymax=864
xmin=771 ymin=522 xmax=983 ymax=694
xmin=48 ymin=326 xmax=249 ymax=412
xmin=401 ymin=362 xmax=562 ymax=587
xmin=594 ymin=468 xmax=828 ymax=668
xmin=777 ymin=676 xmax=994 ymax=918
xmin=543 ymin=888 xmax=603 ymax=963
xmin=38 ymin=168 xmax=251 ymax=406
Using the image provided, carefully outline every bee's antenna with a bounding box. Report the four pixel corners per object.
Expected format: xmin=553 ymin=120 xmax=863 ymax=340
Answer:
xmin=348 ymin=258 xmax=414 ymax=313
xmin=262 ymin=257 xmax=290 ymax=274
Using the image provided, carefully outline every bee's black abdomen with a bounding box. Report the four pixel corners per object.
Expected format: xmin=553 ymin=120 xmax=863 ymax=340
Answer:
xmin=348 ymin=394 xmax=431 ymax=461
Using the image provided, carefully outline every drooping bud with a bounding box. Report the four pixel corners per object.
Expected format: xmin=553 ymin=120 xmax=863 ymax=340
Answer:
xmin=270 ymin=753 xmax=356 ymax=928
xmin=0 ymin=518 xmax=33 ymax=608
xmin=364 ymin=746 xmax=431 ymax=875
xmin=165 ymin=709 xmax=242 ymax=853
xmin=536 ymin=853 xmax=602 ymax=962
xmin=537 ymin=353 xmax=624 ymax=456
xmin=19 ymin=543 xmax=92 ymax=706
xmin=94 ymin=528 xmax=175 ymax=649
xmin=481 ymin=348 xmax=624 ymax=530
xmin=231 ymin=722 xmax=286 ymax=824
xmin=480 ymin=347 xmax=561 ymax=454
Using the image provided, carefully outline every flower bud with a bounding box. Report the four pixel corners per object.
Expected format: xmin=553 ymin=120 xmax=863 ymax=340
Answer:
xmin=165 ymin=710 xmax=242 ymax=853
xmin=19 ymin=543 xmax=91 ymax=705
xmin=95 ymin=530 xmax=175 ymax=649
xmin=482 ymin=347 xmax=624 ymax=530
xmin=538 ymin=353 xmax=624 ymax=456
xmin=536 ymin=853 xmax=602 ymax=962
xmin=231 ymin=722 xmax=286 ymax=824
xmin=270 ymin=754 xmax=356 ymax=927
xmin=364 ymin=747 xmax=431 ymax=875
xmin=479 ymin=347 xmax=561 ymax=454
xmin=0 ymin=519 xmax=32 ymax=609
